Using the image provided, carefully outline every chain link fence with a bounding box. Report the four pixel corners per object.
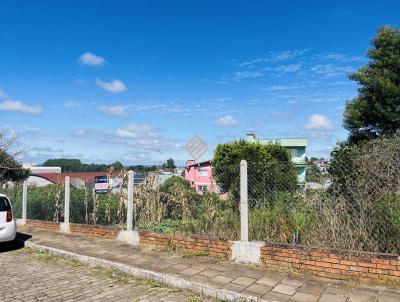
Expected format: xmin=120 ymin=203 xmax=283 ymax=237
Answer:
xmin=2 ymin=137 xmax=400 ymax=254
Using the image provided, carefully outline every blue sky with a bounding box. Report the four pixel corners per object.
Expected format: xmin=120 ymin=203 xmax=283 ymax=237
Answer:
xmin=0 ymin=1 xmax=399 ymax=166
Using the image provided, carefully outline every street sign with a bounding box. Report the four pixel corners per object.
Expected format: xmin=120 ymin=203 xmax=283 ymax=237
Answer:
xmin=94 ymin=175 xmax=108 ymax=194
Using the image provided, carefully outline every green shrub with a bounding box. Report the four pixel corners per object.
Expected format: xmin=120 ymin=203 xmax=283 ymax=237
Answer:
xmin=0 ymin=185 xmax=22 ymax=218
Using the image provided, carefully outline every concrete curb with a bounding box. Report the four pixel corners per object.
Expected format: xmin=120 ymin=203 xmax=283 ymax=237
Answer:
xmin=23 ymin=240 xmax=274 ymax=302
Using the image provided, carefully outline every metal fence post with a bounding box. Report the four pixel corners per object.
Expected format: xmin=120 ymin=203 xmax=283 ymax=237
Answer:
xmin=240 ymin=159 xmax=248 ymax=242
xmin=22 ymin=180 xmax=27 ymax=221
xmin=127 ymin=170 xmax=134 ymax=232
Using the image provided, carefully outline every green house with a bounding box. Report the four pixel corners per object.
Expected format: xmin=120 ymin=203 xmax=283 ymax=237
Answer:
xmin=246 ymin=133 xmax=308 ymax=184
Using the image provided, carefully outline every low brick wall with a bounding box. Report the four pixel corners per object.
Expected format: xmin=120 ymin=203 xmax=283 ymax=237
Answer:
xmin=25 ymin=219 xmax=60 ymax=230
xmin=24 ymin=220 xmax=231 ymax=258
xmin=261 ymin=243 xmax=400 ymax=283
xmin=25 ymin=219 xmax=120 ymax=239
xmin=24 ymin=219 xmax=400 ymax=283
xmin=69 ymin=224 xmax=120 ymax=239
xmin=139 ymin=231 xmax=232 ymax=259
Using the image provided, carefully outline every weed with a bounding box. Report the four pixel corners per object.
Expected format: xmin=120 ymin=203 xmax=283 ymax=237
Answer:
xmin=146 ymin=279 xmax=165 ymax=288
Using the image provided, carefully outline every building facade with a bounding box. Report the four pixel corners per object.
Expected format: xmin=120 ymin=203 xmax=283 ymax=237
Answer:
xmin=246 ymin=133 xmax=308 ymax=183
xmin=184 ymin=160 xmax=215 ymax=193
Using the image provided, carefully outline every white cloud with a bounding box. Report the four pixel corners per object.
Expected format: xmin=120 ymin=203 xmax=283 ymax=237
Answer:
xmin=304 ymin=114 xmax=334 ymax=130
xmin=269 ymin=49 xmax=308 ymax=61
xmin=79 ymin=52 xmax=105 ymax=66
xmin=0 ymin=99 xmax=42 ymax=115
xmin=214 ymin=115 xmax=238 ymax=126
xmin=262 ymin=84 xmax=304 ymax=92
xmin=309 ymin=64 xmax=353 ymax=78
xmin=232 ymin=71 xmax=264 ymax=81
xmin=239 ymin=58 xmax=269 ymax=68
xmin=321 ymin=53 xmax=364 ymax=62
xmin=274 ymin=63 xmax=302 ymax=73
xmin=97 ymin=105 xmax=129 ymax=116
xmin=115 ymin=124 xmax=156 ymax=139
xmin=0 ymin=89 xmax=8 ymax=99
xmin=64 ymin=101 xmax=81 ymax=108
xmin=96 ymin=79 xmax=127 ymax=93
xmin=31 ymin=146 xmax=63 ymax=153
xmin=108 ymin=123 xmax=180 ymax=152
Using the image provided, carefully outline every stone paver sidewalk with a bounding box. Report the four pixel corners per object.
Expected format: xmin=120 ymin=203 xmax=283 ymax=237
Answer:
xmin=0 ymin=245 xmax=216 ymax=302
xmin=18 ymin=226 xmax=400 ymax=302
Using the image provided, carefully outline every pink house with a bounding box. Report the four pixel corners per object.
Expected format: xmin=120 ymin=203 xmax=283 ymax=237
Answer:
xmin=184 ymin=160 xmax=216 ymax=193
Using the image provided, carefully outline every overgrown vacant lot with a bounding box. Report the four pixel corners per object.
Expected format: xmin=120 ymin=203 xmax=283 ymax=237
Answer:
xmin=0 ymin=245 xmax=214 ymax=302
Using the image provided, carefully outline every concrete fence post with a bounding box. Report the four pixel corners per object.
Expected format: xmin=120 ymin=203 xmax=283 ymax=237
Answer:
xmin=60 ymin=176 xmax=70 ymax=233
xmin=240 ymin=159 xmax=248 ymax=242
xmin=17 ymin=180 xmax=28 ymax=226
xmin=230 ymin=159 xmax=264 ymax=264
xmin=117 ymin=170 xmax=139 ymax=245
xmin=127 ymin=170 xmax=134 ymax=232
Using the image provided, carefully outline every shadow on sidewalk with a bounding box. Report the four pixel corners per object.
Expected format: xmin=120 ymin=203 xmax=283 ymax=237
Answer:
xmin=0 ymin=232 xmax=32 ymax=254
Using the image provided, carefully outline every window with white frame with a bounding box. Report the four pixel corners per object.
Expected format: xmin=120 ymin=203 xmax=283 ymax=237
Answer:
xmin=197 ymin=185 xmax=207 ymax=192
xmin=290 ymin=148 xmax=298 ymax=158
xmin=197 ymin=168 xmax=208 ymax=177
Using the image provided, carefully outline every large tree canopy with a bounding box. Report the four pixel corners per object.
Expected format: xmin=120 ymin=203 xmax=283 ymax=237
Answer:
xmin=344 ymin=26 xmax=400 ymax=144
xmin=212 ymin=140 xmax=297 ymax=208
xmin=0 ymin=150 xmax=29 ymax=183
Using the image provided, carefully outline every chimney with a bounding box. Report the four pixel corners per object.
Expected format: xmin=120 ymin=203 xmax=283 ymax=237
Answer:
xmin=186 ymin=160 xmax=195 ymax=166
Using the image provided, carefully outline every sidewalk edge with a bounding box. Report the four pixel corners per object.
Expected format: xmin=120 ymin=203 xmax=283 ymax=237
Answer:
xmin=23 ymin=240 xmax=274 ymax=302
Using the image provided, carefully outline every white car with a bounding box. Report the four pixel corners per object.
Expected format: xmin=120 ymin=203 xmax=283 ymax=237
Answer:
xmin=0 ymin=194 xmax=16 ymax=242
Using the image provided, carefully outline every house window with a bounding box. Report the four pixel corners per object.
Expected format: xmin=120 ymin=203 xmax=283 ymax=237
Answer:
xmin=198 ymin=168 xmax=208 ymax=177
xmin=197 ymin=185 xmax=207 ymax=192
xmin=290 ymin=148 xmax=298 ymax=158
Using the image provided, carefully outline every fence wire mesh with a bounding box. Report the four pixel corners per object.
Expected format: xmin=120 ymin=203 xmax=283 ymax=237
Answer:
xmin=130 ymin=167 xmax=240 ymax=240
xmin=246 ymin=149 xmax=400 ymax=254
xmin=5 ymin=138 xmax=400 ymax=254
xmin=0 ymin=184 xmax=22 ymax=218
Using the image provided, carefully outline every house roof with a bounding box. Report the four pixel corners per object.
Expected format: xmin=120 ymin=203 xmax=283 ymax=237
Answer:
xmin=185 ymin=160 xmax=211 ymax=168
xmin=31 ymin=172 xmax=117 ymax=185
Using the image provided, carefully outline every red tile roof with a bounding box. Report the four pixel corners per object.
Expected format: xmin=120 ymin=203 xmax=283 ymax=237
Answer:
xmin=31 ymin=172 xmax=116 ymax=185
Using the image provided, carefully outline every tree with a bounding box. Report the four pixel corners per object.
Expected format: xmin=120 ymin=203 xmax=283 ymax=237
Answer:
xmin=161 ymin=158 xmax=175 ymax=172
xmin=110 ymin=161 xmax=123 ymax=171
xmin=43 ymin=158 xmax=109 ymax=172
xmin=213 ymin=140 xmax=298 ymax=208
xmin=166 ymin=158 xmax=176 ymax=169
xmin=306 ymin=161 xmax=322 ymax=183
xmin=327 ymin=134 xmax=400 ymax=252
xmin=127 ymin=165 xmax=158 ymax=172
xmin=0 ymin=133 xmax=29 ymax=183
xmin=344 ymin=26 xmax=400 ymax=144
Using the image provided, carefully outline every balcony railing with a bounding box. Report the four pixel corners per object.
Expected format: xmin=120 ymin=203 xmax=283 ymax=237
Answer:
xmin=292 ymin=157 xmax=306 ymax=165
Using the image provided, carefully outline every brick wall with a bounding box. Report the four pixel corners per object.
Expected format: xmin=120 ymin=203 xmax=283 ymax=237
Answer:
xmin=25 ymin=219 xmax=120 ymax=239
xmin=25 ymin=219 xmax=60 ymax=230
xmin=261 ymin=243 xmax=400 ymax=283
xmin=69 ymin=224 xmax=120 ymax=239
xmin=139 ymin=231 xmax=232 ymax=259
xmin=24 ymin=219 xmax=400 ymax=282
xmin=24 ymin=220 xmax=231 ymax=258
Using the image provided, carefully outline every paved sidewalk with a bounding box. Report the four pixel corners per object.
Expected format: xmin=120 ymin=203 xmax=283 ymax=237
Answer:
xmin=18 ymin=226 xmax=400 ymax=302
xmin=0 ymin=245 xmax=215 ymax=302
